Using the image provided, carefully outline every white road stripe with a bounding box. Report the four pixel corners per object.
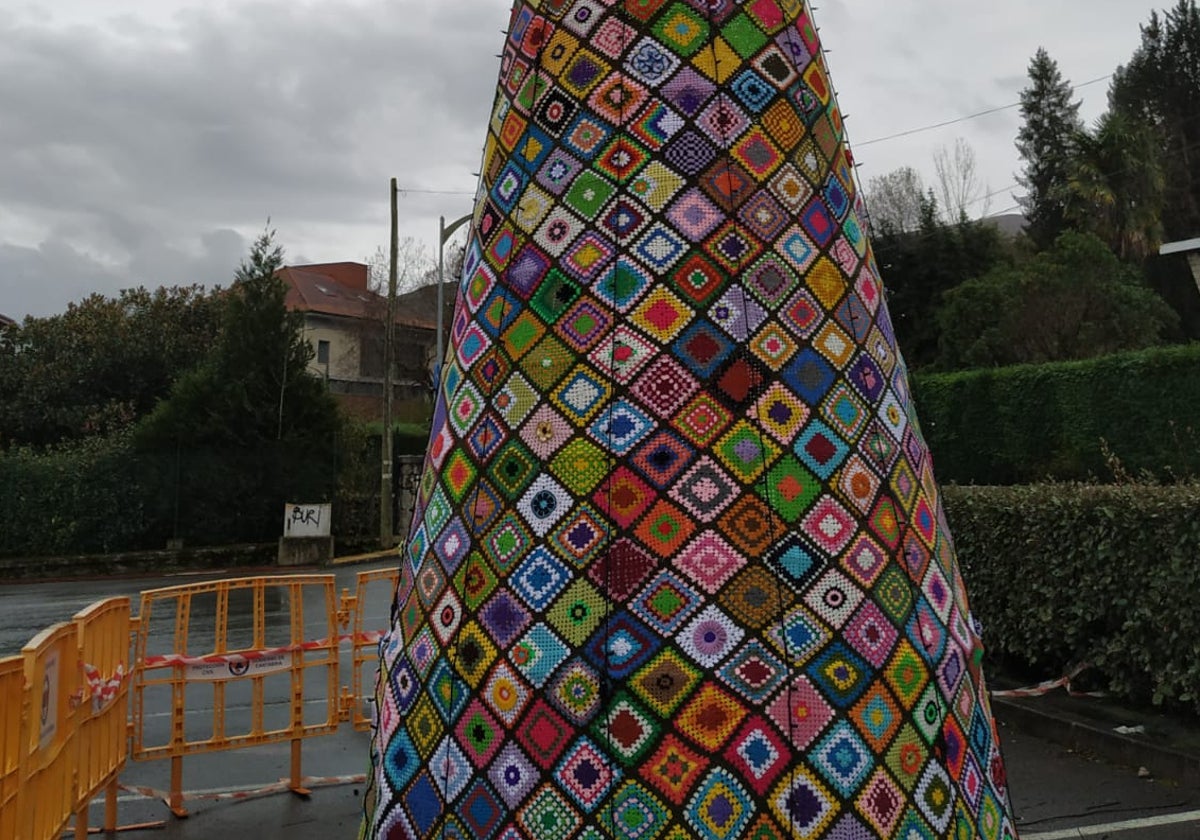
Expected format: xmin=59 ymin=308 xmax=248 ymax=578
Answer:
xmin=139 ymin=695 xmax=346 ymax=719
xmin=1023 ymin=808 xmax=1200 ymax=839
xmin=91 ymin=782 xmax=286 ymax=806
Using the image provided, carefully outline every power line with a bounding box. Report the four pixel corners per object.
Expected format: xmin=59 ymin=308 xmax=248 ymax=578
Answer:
xmin=983 ymin=203 xmax=1021 ymax=219
xmin=398 ymin=77 xmax=1117 ymax=197
xmin=855 ymin=75 xmax=1113 ymax=148
xmin=395 ymin=187 xmax=476 ymax=197
xmin=968 ymin=182 xmax=1020 ymax=209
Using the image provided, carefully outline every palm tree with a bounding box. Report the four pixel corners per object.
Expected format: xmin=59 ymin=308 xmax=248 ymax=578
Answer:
xmin=1060 ymin=111 xmax=1166 ymax=261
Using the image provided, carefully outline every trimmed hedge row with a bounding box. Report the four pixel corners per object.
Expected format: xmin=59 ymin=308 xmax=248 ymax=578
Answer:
xmin=0 ymin=423 xmax=432 ymax=558
xmin=945 ymin=483 xmax=1200 ymax=713
xmin=913 ymin=344 xmax=1200 ymax=484
xmin=0 ymin=435 xmax=337 ymax=556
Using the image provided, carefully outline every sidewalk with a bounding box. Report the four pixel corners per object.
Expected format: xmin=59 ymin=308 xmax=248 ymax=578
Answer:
xmin=994 ymin=686 xmax=1200 ymax=788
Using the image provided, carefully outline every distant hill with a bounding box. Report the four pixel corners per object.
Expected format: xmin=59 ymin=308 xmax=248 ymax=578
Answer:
xmin=982 ymin=213 xmax=1026 ymax=238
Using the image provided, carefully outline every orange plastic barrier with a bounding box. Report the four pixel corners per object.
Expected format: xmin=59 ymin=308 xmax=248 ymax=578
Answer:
xmin=131 ymin=574 xmax=341 ymax=816
xmin=348 ymin=567 xmax=401 ymax=732
xmin=19 ymin=622 xmax=81 ymax=840
xmin=0 ymin=654 xmax=23 ymax=840
xmin=0 ymin=567 xmax=403 ymax=831
xmin=71 ymin=597 xmax=132 ymax=838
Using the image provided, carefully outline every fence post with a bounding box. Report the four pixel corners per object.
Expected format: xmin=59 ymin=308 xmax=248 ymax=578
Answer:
xmin=105 ymin=777 xmax=119 ymax=833
xmin=170 ymin=756 xmax=186 ymax=818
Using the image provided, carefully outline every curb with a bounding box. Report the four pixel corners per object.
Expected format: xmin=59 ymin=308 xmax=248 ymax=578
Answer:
xmin=994 ymin=696 xmax=1200 ymax=788
xmin=329 ymin=549 xmax=399 ymax=567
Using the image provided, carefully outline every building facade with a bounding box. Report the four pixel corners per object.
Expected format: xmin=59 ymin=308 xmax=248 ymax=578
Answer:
xmin=278 ymin=262 xmax=439 ymax=422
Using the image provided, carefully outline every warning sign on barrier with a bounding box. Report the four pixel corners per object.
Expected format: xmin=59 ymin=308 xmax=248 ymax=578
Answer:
xmin=39 ymin=649 xmax=59 ymax=748
xmin=185 ymin=653 xmax=290 ymax=682
xmin=184 ymin=652 xmax=292 ymax=686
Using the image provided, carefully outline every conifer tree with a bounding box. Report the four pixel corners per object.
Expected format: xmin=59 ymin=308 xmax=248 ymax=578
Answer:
xmin=1110 ymin=0 xmax=1200 ymax=241
xmin=1016 ymin=47 xmax=1083 ymax=249
xmin=138 ymin=226 xmax=339 ymax=448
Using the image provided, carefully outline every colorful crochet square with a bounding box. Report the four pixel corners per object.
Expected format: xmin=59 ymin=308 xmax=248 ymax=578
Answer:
xmin=364 ymin=1 xmax=1017 ymax=838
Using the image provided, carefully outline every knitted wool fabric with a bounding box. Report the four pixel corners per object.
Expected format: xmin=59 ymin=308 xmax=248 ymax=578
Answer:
xmin=363 ymin=1 xmax=1017 ymax=838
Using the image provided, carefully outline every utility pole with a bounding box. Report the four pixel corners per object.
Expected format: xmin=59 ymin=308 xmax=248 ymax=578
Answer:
xmin=381 ymin=178 xmax=399 ymax=549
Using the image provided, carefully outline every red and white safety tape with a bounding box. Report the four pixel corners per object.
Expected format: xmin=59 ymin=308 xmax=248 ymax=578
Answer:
xmin=140 ymin=631 xmax=384 ymax=670
xmin=81 ymin=662 xmax=127 ymax=712
xmin=992 ymin=663 xmax=1105 ymax=699
xmin=70 ymin=663 xmax=128 ymax=713
xmin=118 ymin=774 xmax=366 ymax=804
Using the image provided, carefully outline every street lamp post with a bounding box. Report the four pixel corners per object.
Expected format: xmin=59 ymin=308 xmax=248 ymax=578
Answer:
xmin=436 ymin=213 xmax=472 ymax=387
xmin=381 ymin=178 xmax=400 ymax=549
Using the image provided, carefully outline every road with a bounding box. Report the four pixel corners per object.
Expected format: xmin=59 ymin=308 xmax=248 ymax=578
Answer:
xmin=0 ymin=560 xmax=398 ymax=657
xmin=7 ymin=565 xmax=1200 ymax=838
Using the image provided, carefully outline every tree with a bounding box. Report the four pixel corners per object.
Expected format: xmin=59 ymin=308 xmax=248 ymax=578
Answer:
xmin=874 ymin=192 xmax=1012 ymax=369
xmin=357 ymin=237 xmax=437 ymax=384
xmin=366 ymin=244 xmax=390 ymax=295
xmin=1062 ymin=110 xmax=1166 ymax=262
xmin=1110 ymin=0 xmax=1200 ymax=241
xmin=132 ymin=227 xmax=343 ymax=544
xmin=933 ymin=137 xmax=987 ymax=222
xmin=0 ymin=285 xmax=223 ymax=449
xmin=866 ymin=166 xmax=927 ymax=234
xmin=1015 ymin=47 xmax=1084 ymax=249
xmin=138 ymin=226 xmax=339 ymax=448
xmin=367 ymin=237 xmax=434 ymax=295
xmin=936 ymin=230 xmax=1178 ymax=368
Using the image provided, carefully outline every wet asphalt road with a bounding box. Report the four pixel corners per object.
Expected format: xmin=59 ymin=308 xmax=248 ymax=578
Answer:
xmin=0 ymin=560 xmax=399 ymax=658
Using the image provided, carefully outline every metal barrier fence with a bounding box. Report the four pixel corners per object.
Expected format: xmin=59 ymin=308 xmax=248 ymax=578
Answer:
xmin=0 ymin=569 xmax=398 ymax=839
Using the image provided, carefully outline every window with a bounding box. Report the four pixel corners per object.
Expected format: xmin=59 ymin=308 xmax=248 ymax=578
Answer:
xmin=316 ymin=339 xmax=330 ymax=364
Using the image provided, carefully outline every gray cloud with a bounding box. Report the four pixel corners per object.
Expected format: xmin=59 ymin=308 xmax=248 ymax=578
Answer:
xmin=0 ymin=0 xmax=1165 ymax=320
xmin=0 ymin=0 xmax=504 ymax=318
xmin=0 ymin=227 xmax=247 ymax=317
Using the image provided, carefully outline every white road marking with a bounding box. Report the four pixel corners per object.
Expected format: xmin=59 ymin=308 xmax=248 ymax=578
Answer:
xmin=1023 ymin=808 xmax=1200 ymax=838
xmin=139 ymin=695 xmax=353 ymax=719
xmin=91 ymin=782 xmax=286 ymax=806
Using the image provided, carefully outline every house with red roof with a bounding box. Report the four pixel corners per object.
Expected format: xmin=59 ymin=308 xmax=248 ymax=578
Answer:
xmin=278 ymin=262 xmax=441 ymax=421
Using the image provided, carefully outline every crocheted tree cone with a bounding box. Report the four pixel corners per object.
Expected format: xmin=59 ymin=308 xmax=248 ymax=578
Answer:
xmin=363 ymin=1 xmax=1017 ymax=838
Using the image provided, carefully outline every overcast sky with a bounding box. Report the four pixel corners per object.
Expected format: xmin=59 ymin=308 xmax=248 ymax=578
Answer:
xmin=0 ymin=0 xmax=1163 ymax=319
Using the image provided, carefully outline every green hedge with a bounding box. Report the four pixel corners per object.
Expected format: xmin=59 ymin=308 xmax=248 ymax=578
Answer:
xmin=0 ymin=434 xmax=338 ymax=556
xmin=0 ymin=435 xmax=154 ymax=556
xmin=946 ymin=483 xmax=1200 ymax=712
xmin=913 ymin=345 xmax=1200 ymax=484
xmin=0 ymin=422 xmax=432 ymax=558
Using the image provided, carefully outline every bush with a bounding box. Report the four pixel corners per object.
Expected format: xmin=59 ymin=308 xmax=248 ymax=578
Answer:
xmin=914 ymin=344 xmax=1200 ymax=483
xmin=946 ymin=483 xmax=1200 ymax=712
xmin=0 ymin=433 xmax=154 ymax=555
xmin=0 ymin=417 xmax=432 ymax=558
xmin=0 ymin=432 xmax=340 ymax=557
xmin=935 ymin=231 xmax=1177 ymax=369
xmin=332 ymin=422 xmax=435 ymax=549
